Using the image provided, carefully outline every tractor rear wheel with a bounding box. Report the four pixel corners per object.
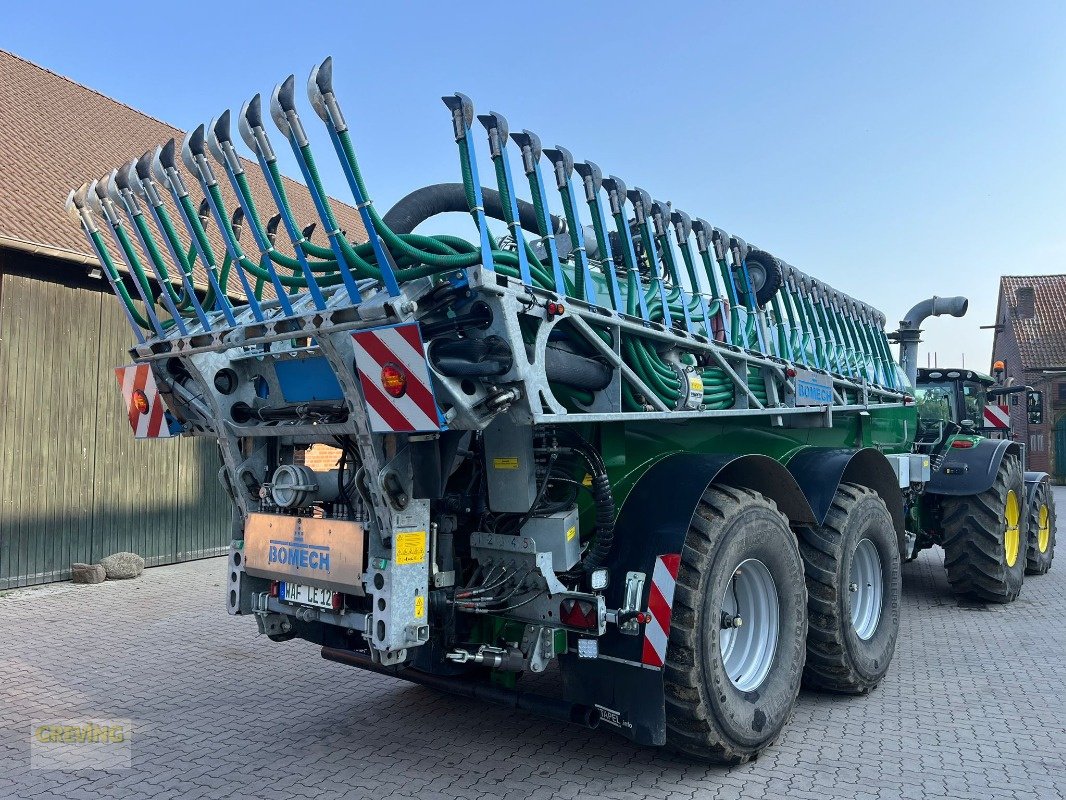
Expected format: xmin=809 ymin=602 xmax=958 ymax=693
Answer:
xmin=941 ymin=456 xmax=1027 ymax=603
xmin=664 ymin=486 xmax=807 ymax=765
xmin=798 ymin=483 xmax=901 ymax=693
xmin=1025 ymin=481 xmax=1056 ymax=575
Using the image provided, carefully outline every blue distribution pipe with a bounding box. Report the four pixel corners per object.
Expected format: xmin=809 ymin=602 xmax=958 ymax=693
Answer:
xmin=271 ymin=77 xmax=363 ymax=305
xmin=207 ymin=116 xmax=295 ymax=318
xmin=545 ymin=146 xmax=597 ymax=303
xmin=68 ymin=191 xmax=146 ymax=343
xmin=602 ymin=175 xmax=649 ymax=321
xmin=139 ymin=189 xmax=214 ymax=331
xmin=309 ymin=74 xmax=403 ymax=298
xmin=117 ymin=197 xmax=188 ymax=335
xmin=690 ymin=219 xmax=731 ymax=339
xmin=477 ymin=111 xmax=533 ymax=287
xmin=183 ymin=132 xmax=265 ymax=323
xmin=94 ymin=200 xmax=166 ymax=336
xmin=244 ymin=122 xmax=328 ymax=311
xmin=575 ymin=160 xmax=622 ymax=312
xmin=650 ymin=202 xmax=694 ymax=334
xmin=670 ymin=212 xmax=713 ymax=337
xmin=629 ymin=189 xmax=673 ymax=328
xmin=512 ymin=130 xmax=566 ymax=296
xmin=156 ymin=148 xmax=238 ymax=327
xmin=732 ymin=246 xmax=767 ymax=354
xmin=444 ymin=93 xmax=496 ymax=276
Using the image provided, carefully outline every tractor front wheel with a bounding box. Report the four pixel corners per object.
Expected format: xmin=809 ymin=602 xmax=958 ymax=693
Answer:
xmin=664 ymin=486 xmax=807 ymax=765
xmin=1025 ymin=481 xmax=1056 ymax=575
xmin=940 ymin=456 xmax=1027 ymax=603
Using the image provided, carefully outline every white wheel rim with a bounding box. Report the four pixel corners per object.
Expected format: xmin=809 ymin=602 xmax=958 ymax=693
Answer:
xmin=720 ymin=558 xmax=779 ymax=692
xmin=850 ymin=538 xmax=883 ymax=640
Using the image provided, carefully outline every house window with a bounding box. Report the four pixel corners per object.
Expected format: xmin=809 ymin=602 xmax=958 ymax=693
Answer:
xmin=1058 ymin=383 xmax=1066 ymax=402
xmin=1030 ymin=433 xmax=1045 ymax=452
xmin=1028 ymin=391 xmax=1043 ymax=424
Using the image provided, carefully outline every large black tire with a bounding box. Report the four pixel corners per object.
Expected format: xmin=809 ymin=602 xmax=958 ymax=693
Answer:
xmin=798 ymin=483 xmax=901 ymax=693
xmin=940 ymin=456 xmax=1027 ymax=603
xmin=665 ymin=486 xmax=807 ymax=765
xmin=738 ymin=250 xmax=784 ymax=308
xmin=1025 ymin=481 xmax=1056 ymax=575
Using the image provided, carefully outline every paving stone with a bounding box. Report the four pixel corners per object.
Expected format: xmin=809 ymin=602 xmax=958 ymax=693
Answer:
xmin=0 ymin=487 xmax=1063 ymax=800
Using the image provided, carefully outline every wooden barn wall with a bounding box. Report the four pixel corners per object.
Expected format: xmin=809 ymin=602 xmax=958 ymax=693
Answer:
xmin=0 ymin=261 xmax=229 ymax=588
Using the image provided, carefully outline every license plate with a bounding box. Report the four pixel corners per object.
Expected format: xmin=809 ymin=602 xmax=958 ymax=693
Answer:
xmin=280 ymin=582 xmax=334 ymax=610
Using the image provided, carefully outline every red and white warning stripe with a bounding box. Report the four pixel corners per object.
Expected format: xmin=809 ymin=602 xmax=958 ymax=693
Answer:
xmin=641 ymin=553 xmax=680 ymax=668
xmin=352 ymin=323 xmax=441 ymax=433
xmin=115 ymin=364 xmax=173 ymax=439
xmin=983 ymin=403 xmax=1010 ymax=429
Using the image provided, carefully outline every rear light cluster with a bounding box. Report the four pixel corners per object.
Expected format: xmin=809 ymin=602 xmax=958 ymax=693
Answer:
xmin=131 ymin=389 xmax=150 ymax=415
xmin=380 ymin=362 xmax=408 ymax=398
xmin=560 ymin=598 xmax=598 ymax=629
xmin=331 ymin=592 xmax=345 ymax=612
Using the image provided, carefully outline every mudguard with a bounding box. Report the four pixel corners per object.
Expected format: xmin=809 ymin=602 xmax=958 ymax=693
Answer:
xmin=925 ymin=438 xmax=1021 ymax=497
xmin=785 ymin=447 xmax=906 ymax=547
xmin=1025 ymin=471 xmax=1051 ymax=509
xmin=560 ymin=452 xmax=813 ymax=746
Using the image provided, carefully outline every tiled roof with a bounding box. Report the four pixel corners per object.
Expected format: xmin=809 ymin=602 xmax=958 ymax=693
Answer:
xmin=997 ymin=274 xmax=1066 ymax=369
xmin=0 ymin=49 xmax=366 ymax=291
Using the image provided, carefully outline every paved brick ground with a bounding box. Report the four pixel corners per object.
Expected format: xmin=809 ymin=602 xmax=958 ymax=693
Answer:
xmin=1 ymin=487 xmax=1063 ymax=799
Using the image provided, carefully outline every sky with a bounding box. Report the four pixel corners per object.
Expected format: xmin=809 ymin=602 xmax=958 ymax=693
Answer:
xmin=5 ymin=1 xmax=1065 ymax=369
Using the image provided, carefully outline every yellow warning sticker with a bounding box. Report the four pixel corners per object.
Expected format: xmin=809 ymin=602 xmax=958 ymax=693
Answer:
xmin=582 ymin=473 xmax=593 ymax=487
xmin=493 ymin=457 xmax=519 ymax=470
xmin=567 ymin=526 xmax=577 ymax=542
xmin=689 ymin=374 xmax=704 ymax=392
xmin=395 ymin=531 xmax=427 ymax=565
xmin=414 ymin=595 xmax=425 ymax=618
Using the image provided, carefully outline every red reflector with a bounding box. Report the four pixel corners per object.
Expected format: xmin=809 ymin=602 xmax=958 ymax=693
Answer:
xmin=331 ymin=592 xmax=344 ymax=612
xmin=951 ymin=439 xmax=975 ymax=449
xmin=132 ymin=389 xmax=150 ymax=415
xmin=380 ymin=362 xmax=408 ymax=398
xmin=560 ymin=598 xmax=597 ymax=629
xmin=269 ymin=581 xmax=279 ymax=598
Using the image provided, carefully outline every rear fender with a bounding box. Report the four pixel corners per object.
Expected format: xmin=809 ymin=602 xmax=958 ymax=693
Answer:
xmin=925 ymin=438 xmax=1021 ymax=497
xmin=1024 ymin=471 xmax=1051 ymax=511
xmin=786 ymin=447 xmax=906 ymax=550
xmin=560 ymin=452 xmax=813 ymax=746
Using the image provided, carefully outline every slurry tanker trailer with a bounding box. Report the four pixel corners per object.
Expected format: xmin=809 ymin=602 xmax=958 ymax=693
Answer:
xmin=66 ymin=58 xmax=1054 ymax=763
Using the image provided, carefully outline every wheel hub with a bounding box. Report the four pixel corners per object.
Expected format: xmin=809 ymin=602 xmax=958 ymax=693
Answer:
xmin=1038 ymin=503 xmax=1050 ymax=554
xmin=720 ymin=558 xmax=779 ymax=692
xmin=849 ymin=538 xmax=883 ymax=640
xmin=1004 ymin=490 xmax=1020 ymax=567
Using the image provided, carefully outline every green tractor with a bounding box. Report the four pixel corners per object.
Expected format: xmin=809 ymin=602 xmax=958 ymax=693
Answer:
xmin=911 ymin=365 xmax=1056 ymax=600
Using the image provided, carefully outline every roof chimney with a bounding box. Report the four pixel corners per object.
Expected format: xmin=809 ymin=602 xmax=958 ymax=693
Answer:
xmin=1015 ymin=285 xmax=1036 ymax=319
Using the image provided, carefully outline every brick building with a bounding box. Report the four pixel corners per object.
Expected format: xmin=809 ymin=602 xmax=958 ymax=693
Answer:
xmin=990 ymin=275 xmax=1066 ymax=481
xmin=0 ymin=50 xmax=362 ymax=585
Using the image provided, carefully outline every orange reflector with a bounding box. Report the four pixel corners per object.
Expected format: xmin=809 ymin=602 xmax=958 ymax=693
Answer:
xmin=132 ymin=389 xmax=150 ymax=415
xmin=380 ymin=362 xmax=408 ymax=398
xmin=951 ymin=439 xmax=975 ymax=448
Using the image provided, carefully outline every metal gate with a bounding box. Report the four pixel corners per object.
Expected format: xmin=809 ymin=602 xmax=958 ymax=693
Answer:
xmin=0 ymin=268 xmax=230 ymax=589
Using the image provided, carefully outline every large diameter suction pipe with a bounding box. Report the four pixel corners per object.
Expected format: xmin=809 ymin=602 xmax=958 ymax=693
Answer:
xmin=894 ymin=296 xmax=969 ymax=387
xmin=382 ymin=183 xmax=565 ymax=236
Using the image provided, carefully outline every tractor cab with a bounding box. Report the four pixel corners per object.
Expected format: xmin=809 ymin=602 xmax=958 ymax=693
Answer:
xmin=914 ymin=368 xmax=995 ymax=433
